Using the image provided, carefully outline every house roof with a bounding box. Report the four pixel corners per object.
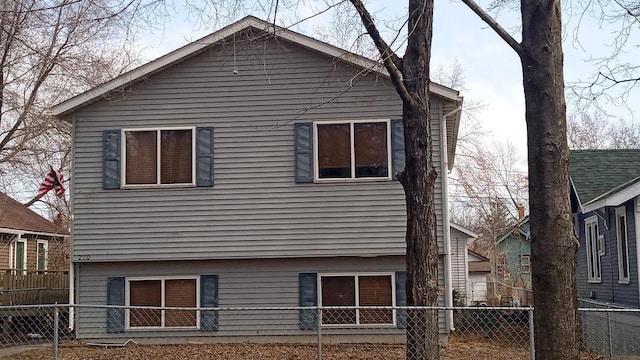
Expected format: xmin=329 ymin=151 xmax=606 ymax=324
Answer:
xmin=496 ymin=216 xmax=530 ymax=244
xmin=0 ymin=192 xmax=69 ymax=236
xmin=570 ymin=149 xmax=640 ymax=213
xmin=468 ymin=249 xmax=490 ymax=272
xmin=451 ymin=223 xmax=478 ymax=238
xmin=50 ymin=16 xmax=463 ymax=170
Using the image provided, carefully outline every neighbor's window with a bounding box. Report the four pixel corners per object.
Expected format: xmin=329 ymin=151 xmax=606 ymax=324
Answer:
xmin=616 ymin=207 xmax=630 ymax=283
xmin=315 ymin=121 xmax=390 ymax=180
xmin=496 ymin=254 xmax=507 ymax=274
xmin=585 ymin=216 xmax=602 ymax=283
xmin=124 ymin=129 xmax=194 ymax=186
xmin=37 ymin=240 xmax=48 ymax=271
xmin=127 ymin=278 xmax=198 ymax=328
xmin=519 ymin=255 xmax=531 ymax=274
xmin=320 ymin=274 xmax=394 ymax=326
xmin=12 ymin=239 xmax=26 ymax=273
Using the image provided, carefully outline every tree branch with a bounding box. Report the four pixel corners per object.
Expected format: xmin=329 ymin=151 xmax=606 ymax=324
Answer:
xmin=459 ymin=0 xmax=524 ymax=56
xmin=347 ymin=0 xmax=415 ymax=106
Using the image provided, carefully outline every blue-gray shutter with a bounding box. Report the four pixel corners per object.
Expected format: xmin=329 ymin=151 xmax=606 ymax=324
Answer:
xmin=298 ymin=272 xmax=317 ymax=329
xmin=196 ymin=127 xmax=214 ymax=187
xmin=106 ymin=277 xmax=125 ymax=333
xmin=395 ymin=271 xmax=407 ymax=329
xmin=103 ymin=130 xmax=121 ymax=189
xmin=391 ymin=119 xmax=405 ymax=180
xmin=295 ymin=123 xmax=313 ymax=183
xmin=200 ymin=275 xmax=219 ymax=331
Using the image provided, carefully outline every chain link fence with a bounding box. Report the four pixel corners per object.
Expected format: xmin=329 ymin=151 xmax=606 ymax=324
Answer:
xmin=0 ymin=304 xmax=637 ymax=359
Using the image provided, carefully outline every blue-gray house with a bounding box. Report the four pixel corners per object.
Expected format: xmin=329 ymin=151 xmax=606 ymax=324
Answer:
xmin=570 ymin=149 xmax=640 ymax=307
xmin=51 ymin=16 xmax=463 ymax=341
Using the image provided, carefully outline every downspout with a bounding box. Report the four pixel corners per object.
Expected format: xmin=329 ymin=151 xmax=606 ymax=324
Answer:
xmin=68 ymin=116 xmax=76 ymax=331
xmin=441 ymin=104 xmax=462 ymax=332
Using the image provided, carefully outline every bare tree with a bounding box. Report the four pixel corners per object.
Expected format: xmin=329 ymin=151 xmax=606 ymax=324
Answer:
xmin=459 ymin=0 xmax=578 ymax=358
xmin=567 ymin=110 xmax=640 ymax=149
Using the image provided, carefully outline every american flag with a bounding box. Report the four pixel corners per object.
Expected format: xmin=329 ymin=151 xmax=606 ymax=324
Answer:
xmin=38 ymin=169 xmax=65 ymax=198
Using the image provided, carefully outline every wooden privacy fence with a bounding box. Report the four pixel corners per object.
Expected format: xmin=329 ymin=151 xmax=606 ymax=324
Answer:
xmin=0 ymin=270 xmax=69 ymax=305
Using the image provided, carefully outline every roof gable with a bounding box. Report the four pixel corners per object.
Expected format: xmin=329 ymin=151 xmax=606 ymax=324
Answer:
xmin=496 ymin=216 xmax=530 ymax=244
xmin=570 ymin=149 xmax=640 ymax=211
xmin=0 ymin=192 xmax=69 ymax=236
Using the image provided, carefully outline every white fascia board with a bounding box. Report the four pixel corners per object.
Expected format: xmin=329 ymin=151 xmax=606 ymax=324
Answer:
xmin=583 ymin=180 xmax=640 ymax=213
xmin=451 ymin=222 xmax=478 ymax=238
xmin=0 ymin=227 xmax=68 ymax=238
xmin=569 ymin=177 xmax=585 ymax=214
xmin=52 ymin=16 xmax=460 ymax=117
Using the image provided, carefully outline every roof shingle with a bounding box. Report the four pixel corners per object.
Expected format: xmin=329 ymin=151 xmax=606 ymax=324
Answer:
xmin=0 ymin=192 xmax=69 ymax=235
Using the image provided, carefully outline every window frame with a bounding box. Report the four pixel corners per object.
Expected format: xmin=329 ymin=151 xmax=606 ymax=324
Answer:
xmin=10 ymin=238 xmax=27 ymax=274
xmin=36 ymin=239 xmax=48 ymax=271
xmin=121 ymin=127 xmax=196 ymax=188
xmin=615 ymin=206 xmax=631 ymax=284
xmin=317 ymin=272 xmax=396 ymax=327
xmin=585 ymin=216 xmax=602 ymax=283
xmin=125 ymin=276 xmax=200 ymax=330
xmin=519 ymin=254 xmax=531 ymax=274
xmin=312 ymin=120 xmax=392 ymax=182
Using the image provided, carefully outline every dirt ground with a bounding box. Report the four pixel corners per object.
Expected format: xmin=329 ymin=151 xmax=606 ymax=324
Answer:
xmin=0 ymin=341 xmax=607 ymax=360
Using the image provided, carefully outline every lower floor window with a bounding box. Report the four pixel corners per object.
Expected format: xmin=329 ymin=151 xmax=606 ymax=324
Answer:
xmin=128 ymin=278 xmax=198 ymax=328
xmin=320 ymin=274 xmax=394 ymax=326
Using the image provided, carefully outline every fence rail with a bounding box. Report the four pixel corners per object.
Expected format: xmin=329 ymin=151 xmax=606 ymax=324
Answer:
xmin=0 ymin=270 xmax=69 ymax=306
xmin=0 ymin=304 xmax=637 ymax=360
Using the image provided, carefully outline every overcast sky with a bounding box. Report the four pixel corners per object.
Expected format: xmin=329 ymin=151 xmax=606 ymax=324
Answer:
xmin=135 ymin=0 xmax=639 ymax=162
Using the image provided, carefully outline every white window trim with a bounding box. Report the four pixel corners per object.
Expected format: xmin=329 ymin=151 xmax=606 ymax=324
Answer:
xmin=317 ymin=272 xmax=396 ymax=327
xmin=10 ymin=237 xmax=27 ymax=273
xmin=585 ymin=216 xmax=602 ymax=283
xmin=36 ymin=239 xmax=49 ymax=271
xmin=312 ymin=119 xmax=392 ymax=182
xmin=121 ymin=127 xmax=196 ymax=188
xmin=125 ymin=276 xmax=200 ymax=330
xmin=615 ymin=207 xmax=631 ymax=284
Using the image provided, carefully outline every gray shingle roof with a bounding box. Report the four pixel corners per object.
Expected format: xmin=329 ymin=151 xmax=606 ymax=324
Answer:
xmin=569 ymin=149 xmax=640 ymax=205
xmin=0 ymin=192 xmax=69 ymax=235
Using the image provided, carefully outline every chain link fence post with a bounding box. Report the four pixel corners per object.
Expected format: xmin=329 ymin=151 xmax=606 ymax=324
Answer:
xmin=54 ymin=303 xmax=59 ymax=360
xmin=528 ymin=308 xmax=534 ymax=360
xmin=317 ymin=307 xmax=322 ymax=360
xmin=607 ymin=311 xmax=612 ymax=359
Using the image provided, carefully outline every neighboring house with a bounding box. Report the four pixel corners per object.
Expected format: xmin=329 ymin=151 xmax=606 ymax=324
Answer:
xmin=449 ymin=223 xmax=491 ymax=305
xmin=0 ymin=192 xmax=68 ymax=272
xmin=51 ymin=16 xmax=463 ymax=341
xmin=494 ymin=215 xmax=533 ymax=305
xmin=570 ymin=149 xmax=640 ymax=307
xmin=467 ymin=250 xmax=490 ymax=305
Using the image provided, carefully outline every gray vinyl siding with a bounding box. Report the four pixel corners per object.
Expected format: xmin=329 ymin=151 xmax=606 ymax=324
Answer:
xmin=70 ymin=31 xmax=449 ymax=262
xmin=576 ymin=200 xmax=639 ymax=307
xmin=75 ymin=256 xmax=447 ymax=339
xmin=449 ymin=228 xmax=469 ymax=300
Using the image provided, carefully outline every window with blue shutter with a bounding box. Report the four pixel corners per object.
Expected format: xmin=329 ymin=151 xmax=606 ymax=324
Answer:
xmin=103 ymin=130 xmax=121 ymax=189
xmin=395 ymin=271 xmax=407 ymax=329
xmin=106 ymin=277 xmax=125 ymax=333
xmin=298 ymin=272 xmax=317 ymax=329
xmin=200 ymin=275 xmax=219 ymax=331
xmin=390 ymin=119 xmax=405 ymax=180
xmin=295 ymin=123 xmax=313 ymax=183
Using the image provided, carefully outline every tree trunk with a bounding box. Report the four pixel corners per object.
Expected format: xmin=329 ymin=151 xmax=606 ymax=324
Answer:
xmin=399 ymin=0 xmax=440 ymax=359
xmin=520 ymin=1 xmax=579 ymax=359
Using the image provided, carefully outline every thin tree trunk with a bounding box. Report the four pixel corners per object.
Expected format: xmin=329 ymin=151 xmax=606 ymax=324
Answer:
xmin=520 ymin=0 xmax=579 ymax=358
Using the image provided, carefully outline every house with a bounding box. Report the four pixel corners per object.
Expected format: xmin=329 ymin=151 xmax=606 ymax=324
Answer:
xmin=570 ymin=149 xmax=640 ymax=307
xmin=0 ymin=191 xmax=69 ymax=305
xmin=449 ymin=223 xmax=492 ymax=305
xmin=493 ymin=215 xmax=533 ymax=305
xmin=51 ymin=16 xmax=463 ymax=341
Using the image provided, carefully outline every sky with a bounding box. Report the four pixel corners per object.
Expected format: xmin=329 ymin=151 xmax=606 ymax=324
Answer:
xmin=134 ymin=0 xmax=639 ymax=162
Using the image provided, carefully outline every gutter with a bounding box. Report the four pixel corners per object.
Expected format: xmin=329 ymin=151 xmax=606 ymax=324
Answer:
xmin=441 ymin=103 xmax=460 ymax=332
xmin=0 ymin=227 xmax=67 ymax=238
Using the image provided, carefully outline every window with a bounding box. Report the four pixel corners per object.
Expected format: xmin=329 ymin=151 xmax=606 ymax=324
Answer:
xmin=127 ymin=278 xmax=198 ymax=329
xmin=37 ymin=240 xmax=48 ymax=271
xmin=585 ymin=216 xmax=602 ymax=283
xmin=616 ymin=207 xmax=630 ymax=283
xmin=123 ymin=128 xmax=194 ymax=186
xmin=11 ymin=239 xmax=26 ymax=273
xmin=319 ymin=274 xmax=394 ymax=326
xmin=315 ymin=121 xmax=390 ymax=180
xmin=519 ymin=255 xmax=531 ymax=274
xmin=496 ymin=254 xmax=507 ymax=274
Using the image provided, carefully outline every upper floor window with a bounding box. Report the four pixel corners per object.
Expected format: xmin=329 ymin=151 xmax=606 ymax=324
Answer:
xmin=314 ymin=121 xmax=390 ymax=180
xmin=615 ymin=207 xmax=630 ymax=283
xmin=123 ymin=128 xmax=194 ymax=186
xmin=496 ymin=253 xmax=507 ymax=275
xmin=585 ymin=216 xmax=602 ymax=283
xmin=519 ymin=255 xmax=531 ymax=274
